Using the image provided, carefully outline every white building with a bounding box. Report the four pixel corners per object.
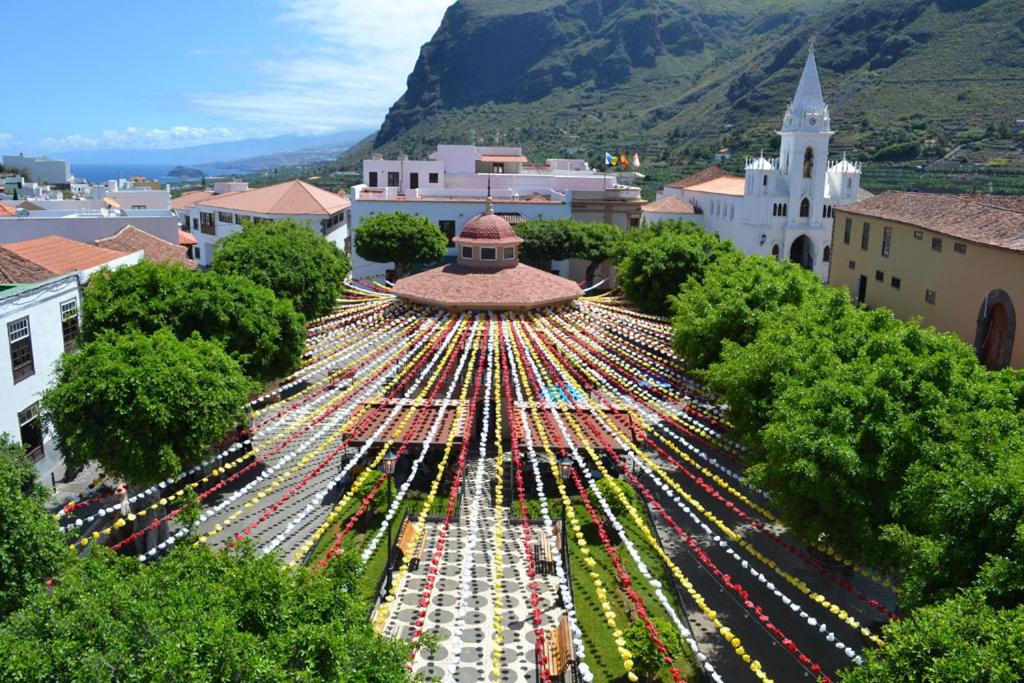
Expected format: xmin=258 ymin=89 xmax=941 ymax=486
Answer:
xmin=174 ymin=180 xmax=350 ymax=267
xmin=350 ymin=190 xmax=572 ymax=280
xmin=0 ymin=239 xmax=142 ymax=475
xmin=2 ymin=154 xmax=73 ymax=185
xmin=352 ymin=145 xmax=644 ymax=282
xmin=659 ymin=50 xmax=863 ymax=280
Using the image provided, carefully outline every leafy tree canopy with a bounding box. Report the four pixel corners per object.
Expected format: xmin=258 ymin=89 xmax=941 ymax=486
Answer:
xmin=0 ymin=545 xmax=413 ymax=682
xmin=622 ymin=616 xmax=686 ymax=682
xmin=0 ymin=436 xmax=69 ymax=618
xmin=841 ymin=592 xmax=1024 ymax=683
xmin=615 ymin=220 xmax=733 ymax=314
xmin=82 ymin=261 xmax=306 ymax=382
xmin=515 ymin=219 xmax=623 ymax=280
xmin=42 ymin=329 xmax=254 ymax=486
xmin=354 ymin=212 xmax=448 ymax=279
xmin=671 ymin=250 xmax=828 ymax=369
xmin=213 ymin=219 xmax=350 ymax=320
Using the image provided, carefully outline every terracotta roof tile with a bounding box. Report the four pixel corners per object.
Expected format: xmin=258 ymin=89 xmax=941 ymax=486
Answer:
xmin=95 ymin=226 xmax=196 ymax=269
xmin=458 ymin=212 xmax=519 ymax=240
xmin=195 ymin=179 xmax=350 ymax=215
xmin=664 ymin=165 xmax=733 ymax=189
xmin=178 ymin=229 xmax=198 ymax=246
xmin=684 ymin=176 xmax=747 ymax=197
xmin=4 ymin=236 xmax=131 ymax=274
xmin=0 ymin=247 xmax=56 ymax=284
xmin=838 ymin=191 xmax=1024 ymax=253
xmin=393 ymin=263 xmax=581 ymax=311
xmin=0 ymin=202 xmax=16 ymax=217
xmin=642 ymin=195 xmax=696 ymax=214
xmin=170 ymin=190 xmax=213 ymax=211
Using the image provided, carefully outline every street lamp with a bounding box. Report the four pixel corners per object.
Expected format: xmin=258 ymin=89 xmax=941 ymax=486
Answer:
xmin=382 ymin=451 xmax=398 ymax=592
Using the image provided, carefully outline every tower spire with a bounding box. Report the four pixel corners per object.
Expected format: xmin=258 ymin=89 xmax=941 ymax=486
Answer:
xmin=792 ymin=48 xmax=825 ymax=112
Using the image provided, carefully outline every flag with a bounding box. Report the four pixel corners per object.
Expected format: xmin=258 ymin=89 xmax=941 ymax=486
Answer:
xmin=611 ymin=155 xmax=619 ymax=166
xmin=620 ymin=152 xmax=629 ymax=168
xmin=632 ymin=152 xmax=640 ymax=169
xmin=604 ymin=152 xmax=613 ymax=166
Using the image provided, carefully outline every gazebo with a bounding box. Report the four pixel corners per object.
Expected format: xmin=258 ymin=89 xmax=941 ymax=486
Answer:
xmin=392 ymin=199 xmax=582 ymax=312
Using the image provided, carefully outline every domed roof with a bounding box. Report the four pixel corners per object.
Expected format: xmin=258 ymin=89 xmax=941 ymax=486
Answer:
xmin=460 ymin=212 xmax=518 ymax=241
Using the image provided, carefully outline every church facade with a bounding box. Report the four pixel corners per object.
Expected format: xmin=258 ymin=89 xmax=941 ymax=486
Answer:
xmin=659 ymin=50 xmax=862 ymax=280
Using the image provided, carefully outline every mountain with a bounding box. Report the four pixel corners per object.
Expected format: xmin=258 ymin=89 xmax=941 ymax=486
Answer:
xmin=352 ymin=0 xmax=1024 ymax=165
xmin=59 ymin=129 xmax=373 ymax=169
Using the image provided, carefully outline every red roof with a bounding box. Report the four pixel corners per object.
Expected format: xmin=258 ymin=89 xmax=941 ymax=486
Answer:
xmin=838 ymin=191 xmax=1024 ymax=253
xmin=393 ymin=263 xmax=581 ymax=311
xmin=170 ymin=190 xmax=213 ymax=211
xmin=4 ymin=236 xmax=131 ymax=274
xmin=642 ymin=195 xmax=696 ymax=214
xmin=95 ymin=226 xmax=196 ymax=269
xmin=0 ymin=248 xmax=55 ymax=284
xmin=664 ymin=165 xmax=733 ymax=189
xmin=178 ymin=229 xmax=198 ymax=246
xmin=458 ymin=212 xmax=519 ymax=241
xmin=0 ymin=202 xmax=17 ymax=217
xmin=195 ymin=179 xmax=350 ymax=215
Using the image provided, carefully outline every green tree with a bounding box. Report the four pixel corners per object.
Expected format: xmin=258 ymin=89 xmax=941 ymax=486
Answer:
xmin=82 ymin=261 xmax=306 ymax=382
xmin=0 ymin=436 xmax=70 ymax=618
xmin=622 ymin=616 xmax=685 ymax=683
xmin=615 ymin=221 xmax=732 ymax=314
xmin=213 ymin=219 xmax=350 ymax=320
xmin=354 ymin=212 xmax=448 ymax=280
xmin=671 ymin=251 xmax=827 ymax=369
xmin=515 ymin=219 xmax=623 ymax=281
xmin=42 ymin=329 xmax=254 ymax=486
xmin=0 ymin=545 xmax=413 ymax=682
xmin=841 ymin=592 xmax=1024 ymax=683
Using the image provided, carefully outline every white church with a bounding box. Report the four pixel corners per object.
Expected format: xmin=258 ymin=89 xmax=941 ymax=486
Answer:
xmin=656 ymin=49 xmax=863 ymax=280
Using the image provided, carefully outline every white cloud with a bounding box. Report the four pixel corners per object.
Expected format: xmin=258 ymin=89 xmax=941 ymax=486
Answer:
xmin=38 ymin=126 xmax=246 ymax=152
xmin=188 ymin=0 xmax=455 ymax=131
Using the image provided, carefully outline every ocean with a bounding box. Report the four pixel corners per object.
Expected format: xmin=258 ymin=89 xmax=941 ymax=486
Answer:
xmin=70 ymin=163 xmax=191 ymax=184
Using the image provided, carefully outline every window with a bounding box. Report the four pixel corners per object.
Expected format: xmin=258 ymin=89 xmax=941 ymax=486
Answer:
xmin=925 ymin=289 xmax=936 ymax=305
xmin=18 ymin=402 xmax=42 ymax=461
xmin=234 ymin=214 xmax=243 ymax=224
xmin=480 ymin=247 xmax=497 ymax=260
xmin=428 ymin=172 xmax=439 ymax=184
xmin=131 ymin=204 xmax=146 ymax=210
xmin=200 ymin=212 xmax=215 ymax=235
xmin=955 ymin=242 xmax=967 ymax=255
xmin=387 ymin=172 xmax=399 ymax=187
xmin=782 ymin=203 xmax=787 ymax=217
xmin=931 ymin=237 xmax=942 ymax=252
xmin=848 ymin=260 xmax=856 ymax=270
xmin=61 ymin=299 xmax=78 ymax=352
xmin=875 ymin=270 xmax=884 ymax=282
xmin=217 ymin=211 xmax=233 ymax=223
xmin=439 ymin=220 xmax=456 ymax=246
xmin=762 ymin=175 xmax=768 ymax=186
xmin=803 ymin=147 xmax=814 ymax=178
xmin=409 ymin=172 xmax=419 ymax=190
xmin=503 ymin=246 xmax=515 ymax=260
xmin=368 ymin=171 xmax=378 ymax=187
xmin=861 ymin=222 xmax=870 ymax=251
xmin=461 ymin=246 xmax=473 ymax=259
xmin=491 ymin=163 xmax=504 ymax=174
xmin=8 ymin=317 xmax=33 ymax=383
xmin=843 ymin=218 xmax=852 ymax=244
xmin=799 ymin=198 xmax=810 ymax=218
xmin=772 ymin=204 xmax=778 ymax=217
xmin=191 ymin=217 xmax=198 ymax=230
xmin=823 ymin=245 xmax=831 ymax=262
xmin=881 ymin=227 xmax=892 ymax=257
xmin=891 ymin=276 xmax=901 ymax=290
xmin=771 ymin=244 xmax=780 ymax=258
xmin=913 ymin=230 xmax=923 ymax=240
xmin=194 ymin=247 xmax=201 ymax=261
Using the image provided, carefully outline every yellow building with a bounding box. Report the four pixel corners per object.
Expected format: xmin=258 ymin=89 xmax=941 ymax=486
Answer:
xmin=129 ymin=176 xmax=164 ymax=190
xmin=830 ymin=192 xmax=1024 ymax=370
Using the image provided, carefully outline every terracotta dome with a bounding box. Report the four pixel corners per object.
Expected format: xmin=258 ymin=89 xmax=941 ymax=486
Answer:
xmin=459 ymin=212 xmax=519 ymax=241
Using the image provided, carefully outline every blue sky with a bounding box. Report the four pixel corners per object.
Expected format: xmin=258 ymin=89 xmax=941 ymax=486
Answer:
xmin=0 ymin=0 xmax=454 ymax=154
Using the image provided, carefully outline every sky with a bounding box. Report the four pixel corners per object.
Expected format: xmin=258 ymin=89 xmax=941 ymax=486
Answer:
xmin=0 ymin=0 xmax=454 ymax=154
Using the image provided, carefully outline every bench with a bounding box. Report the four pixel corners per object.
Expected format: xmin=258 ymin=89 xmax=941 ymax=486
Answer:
xmin=535 ymin=531 xmax=556 ymax=576
xmin=542 ymin=613 xmax=576 ymax=679
xmin=394 ymin=520 xmax=428 ymax=571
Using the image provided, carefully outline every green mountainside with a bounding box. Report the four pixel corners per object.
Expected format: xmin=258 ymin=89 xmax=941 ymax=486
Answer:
xmin=344 ymin=0 xmax=1024 ymax=190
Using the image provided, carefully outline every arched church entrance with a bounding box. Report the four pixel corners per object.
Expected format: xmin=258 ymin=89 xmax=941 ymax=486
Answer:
xmin=789 ymin=235 xmax=814 ymax=271
xmin=974 ymin=290 xmax=1016 ymax=370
